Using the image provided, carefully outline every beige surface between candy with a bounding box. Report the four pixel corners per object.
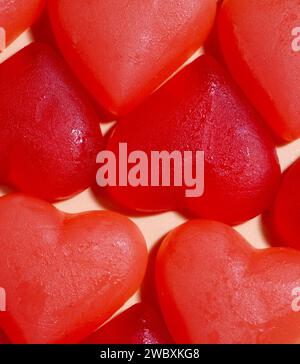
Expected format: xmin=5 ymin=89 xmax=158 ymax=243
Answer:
xmin=1 ymin=30 xmax=300 ymax=319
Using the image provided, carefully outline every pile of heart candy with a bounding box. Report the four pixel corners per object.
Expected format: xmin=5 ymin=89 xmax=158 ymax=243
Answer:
xmin=1 ymin=0 xmax=300 ymax=344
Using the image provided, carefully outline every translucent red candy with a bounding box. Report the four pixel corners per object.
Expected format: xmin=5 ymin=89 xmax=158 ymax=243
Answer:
xmin=103 ymin=55 xmax=280 ymax=225
xmin=48 ymin=0 xmax=216 ymax=116
xmin=156 ymin=220 xmax=300 ymax=344
xmin=0 ymin=42 xmax=103 ymax=201
xmin=219 ymin=0 xmax=300 ymax=141
xmin=0 ymin=0 xmax=298 ymax=347
xmin=83 ymin=303 xmax=173 ymax=344
xmin=0 ymin=0 xmax=45 ymax=46
xmin=270 ymin=158 xmax=300 ymax=250
xmin=0 ymin=194 xmax=147 ymax=344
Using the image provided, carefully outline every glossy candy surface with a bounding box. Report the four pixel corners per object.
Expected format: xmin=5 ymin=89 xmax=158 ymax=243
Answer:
xmin=49 ymin=0 xmax=216 ymax=115
xmin=219 ymin=0 xmax=300 ymax=141
xmin=103 ymin=56 xmax=280 ymax=225
xmin=156 ymin=220 xmax=300 ymax=344
xmin=0 ymin=194 xmax=147 ymax=344
xmin=83 ymin=303 xmax=173 ymax=344
xmin=0 ymin=0 xmax=45 ymax=46
xmin=0 ymin=42 xmax=103 ymax=201
xmin=270 ymin=158 xmax=300 ymax=250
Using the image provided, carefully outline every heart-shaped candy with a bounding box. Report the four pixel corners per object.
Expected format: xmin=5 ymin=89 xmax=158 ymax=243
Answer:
xmin=102 ymin=55 xmax=280 ymax=225
xmin=270 ymin=158 xmax=300 ymax=250
xmin=48 ymin=0 xmax=216 ymax=115
xmin=219 ymin=0 xmax=300 ymax=141
xmin=0 ymin=42 xmax=103 ymax=201
xmin=156 ymin=219 xmax=300 ymax=344
xmin=0 ymin=0 xmax=45 ymax=47
xmin=83 ymin=303 xmax=173 ymax=344
xmin=0 ymin=194 xmax=147 ymax=344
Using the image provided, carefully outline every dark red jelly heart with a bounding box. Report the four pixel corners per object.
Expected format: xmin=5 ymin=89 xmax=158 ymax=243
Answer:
xmin=0 ymin=42 xmax=103 ymax=201
xmin=100 ymin=55 xmax=280 ymax=225
xmin=83 ymin=303 xmax=173 ymax=344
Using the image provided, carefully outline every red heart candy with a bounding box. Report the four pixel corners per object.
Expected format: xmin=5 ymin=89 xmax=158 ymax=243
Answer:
xmin=48 ymin=0 xmax=216 ymax=115
xmin=102 ymin=55 xmax=280 ymax=225
xmin=83 ymin=303 xmax=173 ymax=344
xmin=0 ymin=42 xmax=103 ymax=201
xmin=156 ymin=219 xmax=300 ymax=344
xmin=270 ymin=158 xmax=300 ymax=250
xmin=0 ymin=0 xmax=45 ymax=46
xmin=0 ymin=194 xmax=147 ymax=344
xmin=219 ymin=0 xmax=300 ymax=141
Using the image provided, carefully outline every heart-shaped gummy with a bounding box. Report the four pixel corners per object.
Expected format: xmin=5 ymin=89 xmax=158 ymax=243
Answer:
xmin=0 ymin=194 xmax=147 ymax=344
xmin=0 ymin=0 xmax=45 ymax=46
xmin=83 ymin=303 xmax=173 ymax=344
xmin=270 ymin=158 xmax=300 ymax=251
xmin=156 ymin=219 xmax=300 ymax=344
xmin=219 ymin=0 xmax=300 ymax=141
xmin=48 ymin=0 xmax=216 ymax=116
xmin=0 ymin=42 xmax=103 ymax=201
xmin=102 ymin=55 xmax=280 ymax=225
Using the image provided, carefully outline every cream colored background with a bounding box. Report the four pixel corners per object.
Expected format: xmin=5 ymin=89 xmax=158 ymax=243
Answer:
xmin=1 ymin=29 xmax=300 ymax=316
